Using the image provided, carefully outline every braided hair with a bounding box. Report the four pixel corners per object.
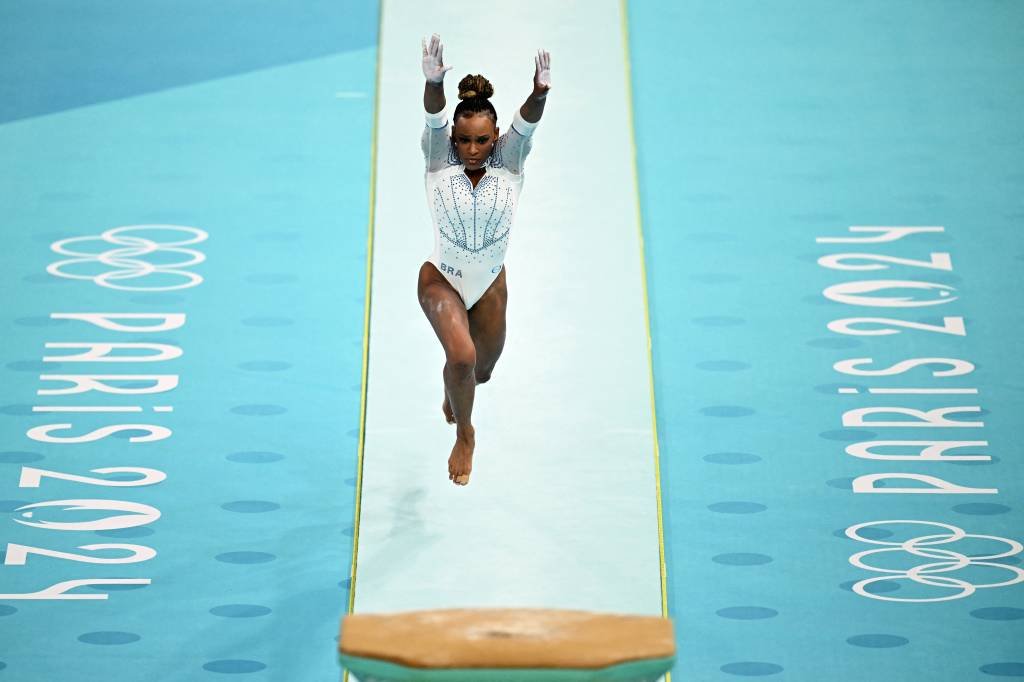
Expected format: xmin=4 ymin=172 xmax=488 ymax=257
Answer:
xmin=454 ymin=74 xmax=497 ymax=123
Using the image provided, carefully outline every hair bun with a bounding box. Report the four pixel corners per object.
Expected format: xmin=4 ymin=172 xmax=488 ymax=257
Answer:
xmin=457 ymin=74 xmax=494 ymax=101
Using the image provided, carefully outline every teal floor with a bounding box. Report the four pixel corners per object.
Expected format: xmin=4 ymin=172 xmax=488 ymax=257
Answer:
xmin=0 ymin=2 xmax=376 ymax=680
xmin=630 ymin=1 xmax=1024 ymax=678
xmin=2 ymin=1 xmax=1023 ymax=680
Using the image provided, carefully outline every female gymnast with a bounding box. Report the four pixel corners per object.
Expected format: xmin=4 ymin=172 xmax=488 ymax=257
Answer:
xmin=417 ymin=33 xmax=550 ymax=486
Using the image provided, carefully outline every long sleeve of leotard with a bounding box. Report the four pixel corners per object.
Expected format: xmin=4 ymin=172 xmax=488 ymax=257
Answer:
xmin=493 ymin=109 xmax=538 ymax=175
xmin=421 ymin=109 xmax=452 ymax=173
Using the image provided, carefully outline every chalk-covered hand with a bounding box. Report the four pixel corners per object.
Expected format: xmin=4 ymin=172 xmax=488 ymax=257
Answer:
xmin=422 ymin=33 xmax=453 ymax=83
xmin=533 ymin=49 xmax=551 ymax=97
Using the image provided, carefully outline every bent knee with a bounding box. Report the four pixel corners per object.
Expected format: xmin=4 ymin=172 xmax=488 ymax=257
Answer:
xmin=445 ymin=342 xmax=477 ymax=374
xmin=474 ymin=371 xmax=492 ymax=384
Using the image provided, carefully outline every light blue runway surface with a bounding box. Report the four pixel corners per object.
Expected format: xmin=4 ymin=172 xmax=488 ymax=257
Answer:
xmin=351 ymin=0 xmax=663 ymax=625
xmin=2 ymin=2 xmax=1023 ymax=680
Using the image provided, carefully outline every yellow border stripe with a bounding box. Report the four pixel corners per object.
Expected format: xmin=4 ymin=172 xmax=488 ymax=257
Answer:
xmin=620 ymin=0 xmax=671 ymax=646
xmin=346 ymin=0 xmax=384 ymax=622
xmin=342 ymin=3 xmax=383 ymax=678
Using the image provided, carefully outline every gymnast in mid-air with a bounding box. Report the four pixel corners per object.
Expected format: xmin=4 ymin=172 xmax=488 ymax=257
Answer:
xmin=417 ymin=33 xmax=550 ymax=486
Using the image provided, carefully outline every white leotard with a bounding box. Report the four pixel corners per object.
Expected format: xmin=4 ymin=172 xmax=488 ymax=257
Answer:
xmin=422 ymin=107 xmax=538 ymax=309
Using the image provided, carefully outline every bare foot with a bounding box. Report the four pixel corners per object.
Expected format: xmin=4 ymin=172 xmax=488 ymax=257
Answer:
xmin=442 ymin=391 xmax=455 ymax=425
xmin=448 ymin=427 xmax=475 ymax=485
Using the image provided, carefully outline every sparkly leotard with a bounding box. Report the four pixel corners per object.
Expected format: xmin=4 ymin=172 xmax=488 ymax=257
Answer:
xmin=422 ymin=107 xmax=538 ymax=309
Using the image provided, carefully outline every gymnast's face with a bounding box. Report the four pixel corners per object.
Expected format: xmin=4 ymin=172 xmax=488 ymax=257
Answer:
xmin=452 ymin=113 xmax=498 ymax=171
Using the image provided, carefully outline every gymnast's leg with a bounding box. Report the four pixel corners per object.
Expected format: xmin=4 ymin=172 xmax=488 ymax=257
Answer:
xmin=418 ymin=261 xmax=476 ymax=485
xmin=441 ymin=265 xmax=508 ymax=421
xmin=468 ymin=265 xmax=508 ymax=385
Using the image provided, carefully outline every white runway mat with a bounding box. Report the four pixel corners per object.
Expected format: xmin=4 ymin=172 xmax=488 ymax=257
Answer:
xmin=352 ymin=0 xmax=663 ymax=618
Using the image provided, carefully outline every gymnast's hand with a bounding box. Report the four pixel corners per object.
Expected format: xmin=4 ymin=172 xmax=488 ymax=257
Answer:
xmin=532 ymin=49 xmax=551 ymax=98
xmin=422 ymin=33 xmax=453 ymax=83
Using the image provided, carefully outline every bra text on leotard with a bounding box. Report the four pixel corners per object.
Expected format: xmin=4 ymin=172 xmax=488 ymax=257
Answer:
xmin=439 ymin=262 xmax=463 ymax=278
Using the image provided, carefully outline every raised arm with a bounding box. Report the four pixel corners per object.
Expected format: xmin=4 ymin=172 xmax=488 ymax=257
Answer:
xmin=421 ymin=33 xmax=455 ymax=171
xmin=424 ymin=81 xmax=445 ymax=115
xmin=494 ymin=49 xmax=551 ymax=175
xmin=519 ymin=49 xmax=551 ymax=123
xmin=422 ymin=33 xmax=451 ymax=114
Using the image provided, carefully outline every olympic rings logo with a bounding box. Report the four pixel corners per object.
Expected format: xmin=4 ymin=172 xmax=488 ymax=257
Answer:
xmin=48 ymin=225 xmax=208 ymax=291
xmin=846 ymin=519 xmax=1024 ymax=603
